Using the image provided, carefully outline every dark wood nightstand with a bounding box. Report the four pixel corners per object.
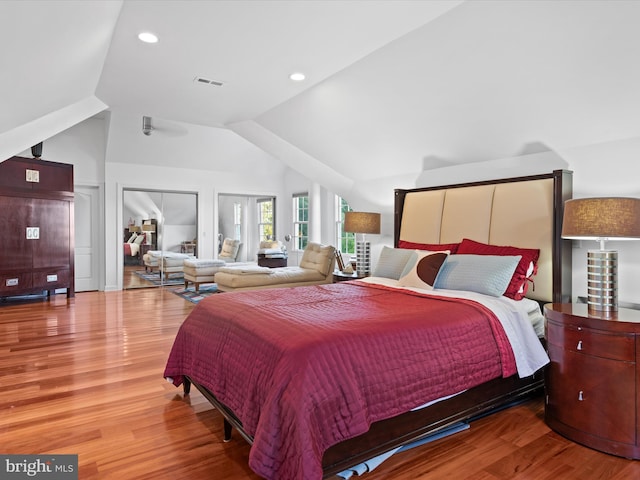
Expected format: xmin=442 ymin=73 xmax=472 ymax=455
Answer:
xmin=544 ymin=303 xmax=640 ymax=459
xmin=257 ymin=254 xmax=287 ymax=268
xmin=332 ymin=271 xmax=367 ymax=283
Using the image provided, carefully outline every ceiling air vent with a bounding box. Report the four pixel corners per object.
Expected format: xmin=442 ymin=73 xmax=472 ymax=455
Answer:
xmin=194 ymin=76 xmax=224 ymax=87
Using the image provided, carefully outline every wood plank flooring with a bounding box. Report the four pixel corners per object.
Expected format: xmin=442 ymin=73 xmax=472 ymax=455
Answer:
xmin=1 ymin=289 xmax=639 ymax=479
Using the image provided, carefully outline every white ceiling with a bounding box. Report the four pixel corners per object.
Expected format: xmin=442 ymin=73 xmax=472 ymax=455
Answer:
xmin=2 ymin=0 xmax=640 ymax=194
xmin=97 ymin=0 xmax=460 ymax=127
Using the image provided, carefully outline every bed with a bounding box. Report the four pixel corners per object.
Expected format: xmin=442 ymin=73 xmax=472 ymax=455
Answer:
xmin=123 ymin=231 xmax=145 ymax=266
xmin=164 ymin=170 xmax=573 ymax=479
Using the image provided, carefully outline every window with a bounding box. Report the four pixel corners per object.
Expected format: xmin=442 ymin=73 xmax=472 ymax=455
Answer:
xmin=233 ymin=202 xmax=242 ymax=240
xmin=292 ymin=193 xmax=309 ymax=251
xmin=335 ymin=196 xmax=355 ymax=255
xmin=257 ymin=198 xmax=275 ymax=242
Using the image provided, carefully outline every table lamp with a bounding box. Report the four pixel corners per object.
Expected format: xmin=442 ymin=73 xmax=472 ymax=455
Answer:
xmin=344 ymin=212 xmax=380 ymax=276
xmin=562 ymin=197 xmax=640 ymax=313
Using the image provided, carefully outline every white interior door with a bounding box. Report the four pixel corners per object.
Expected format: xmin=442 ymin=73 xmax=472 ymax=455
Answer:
xmin=75 ymin=185 xmax=100 ymax=292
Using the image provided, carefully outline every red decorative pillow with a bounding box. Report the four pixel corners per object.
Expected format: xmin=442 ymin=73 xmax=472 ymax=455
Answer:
xmin=398 ymin=240 xmax=459 ymax=254
xmin=456 ymin=238 xmax=539 ymax=300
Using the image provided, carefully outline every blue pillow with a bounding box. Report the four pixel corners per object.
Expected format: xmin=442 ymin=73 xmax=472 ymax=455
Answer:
xmin=373 ymin=246 xmax=415 ymax=280
xmin=434 ymin=254 xmax=522 ymax=297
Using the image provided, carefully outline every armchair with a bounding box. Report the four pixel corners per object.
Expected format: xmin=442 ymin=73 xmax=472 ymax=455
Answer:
xmin=219 ymin=238 xmax=242 ymax=262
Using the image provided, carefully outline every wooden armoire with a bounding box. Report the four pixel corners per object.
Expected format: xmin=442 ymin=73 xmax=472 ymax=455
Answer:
xmin=0 ymin=156 xmax=74 ymax=298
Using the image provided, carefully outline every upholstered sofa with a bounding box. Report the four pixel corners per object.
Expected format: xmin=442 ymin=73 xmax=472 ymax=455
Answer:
xmin=214 ymin=242 xmax=335 ymax=292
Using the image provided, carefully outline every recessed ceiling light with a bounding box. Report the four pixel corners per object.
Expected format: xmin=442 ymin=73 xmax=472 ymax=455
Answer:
xmin=138 ymin=32 xmax=158 ymax=44
xmin=289 ymin=72 xmax=306 ymax=82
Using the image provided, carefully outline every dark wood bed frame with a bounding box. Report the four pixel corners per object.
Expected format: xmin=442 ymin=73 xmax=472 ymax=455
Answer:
xmin=183 ymin=169 xmax=573 ymax=478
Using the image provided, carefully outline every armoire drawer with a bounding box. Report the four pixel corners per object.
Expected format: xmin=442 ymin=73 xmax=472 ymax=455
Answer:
xmin=0 ymin=272 xmax=33 ymax=294
xmin=33 ymin=269 xmax=70 ymax=289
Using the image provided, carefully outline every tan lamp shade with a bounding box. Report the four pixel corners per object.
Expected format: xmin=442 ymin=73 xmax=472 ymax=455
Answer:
xmin=344 ymin=212 xmax=381 ymax=234
xmin=142 ymin=223 xmax=156 ymax=233
xmin=128 ymin=226 xmax=141 ymax=233
xmin=562 ymin=197 xmax=640 ymax=314
xmin=562 ymin=197 xmax=640 ymax=240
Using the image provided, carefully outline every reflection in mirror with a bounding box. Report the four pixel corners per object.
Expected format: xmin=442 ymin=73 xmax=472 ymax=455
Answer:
xmin=123 ymin=189 xmax=197 ymax=289
xmin=218 ymin=194 xmax=275 ymax=263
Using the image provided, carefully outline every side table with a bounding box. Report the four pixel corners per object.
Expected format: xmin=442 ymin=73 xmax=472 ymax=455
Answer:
xmin=333 ymin=271 xmax=367 ymax=283
xmin=544 ymin=303 xmax=640 ymax=459
xmin=257 ymin=254 xmax=287 ymax=268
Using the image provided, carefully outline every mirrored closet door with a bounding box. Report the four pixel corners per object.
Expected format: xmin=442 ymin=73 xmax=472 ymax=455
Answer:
xmin=123 ymin=189 xmax=197 ymax=289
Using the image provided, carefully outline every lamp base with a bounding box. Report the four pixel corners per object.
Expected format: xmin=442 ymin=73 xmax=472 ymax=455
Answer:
xmin=587 ymin=249 xmax=617 ymax=313
xmin=355 ymin=241 xmax=371 ymax=276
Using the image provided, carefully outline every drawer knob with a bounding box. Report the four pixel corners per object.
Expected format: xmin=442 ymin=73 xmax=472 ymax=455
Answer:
xmin=577 ymin=340 xmax=583 ymax=350
xmin=578 ymin=391 xmax=584 ymax=401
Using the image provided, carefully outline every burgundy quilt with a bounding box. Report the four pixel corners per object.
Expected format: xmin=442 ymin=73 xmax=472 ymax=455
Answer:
xmin=164 ymin=281 xmax=516 ymax=479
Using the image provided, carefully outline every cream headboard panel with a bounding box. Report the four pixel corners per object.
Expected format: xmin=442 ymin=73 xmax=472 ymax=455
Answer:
xmin=395 ymin=171 xmax=573 ymax=303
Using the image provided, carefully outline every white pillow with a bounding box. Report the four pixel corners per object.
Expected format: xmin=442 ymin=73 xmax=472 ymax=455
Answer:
xmin=127 ymin=232 xmax=137 ymax=243
xmin=398 ymin=250 xmax=450 ymax=290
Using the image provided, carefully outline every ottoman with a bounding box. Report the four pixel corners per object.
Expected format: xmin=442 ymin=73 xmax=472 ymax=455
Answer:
xmin=183 ymin=258 xmax=226 ymax=292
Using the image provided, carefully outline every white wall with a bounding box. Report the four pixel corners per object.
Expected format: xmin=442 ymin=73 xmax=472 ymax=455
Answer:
xmin=103 ymin=112 xmax=289 ymax=290
xmin=14 ymin=113 xmax=640 ymax=305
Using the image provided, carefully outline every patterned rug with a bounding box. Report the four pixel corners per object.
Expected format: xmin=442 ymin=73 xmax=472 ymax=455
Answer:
xmin=171 ymin=285 xmax=219 ymax=303
xmin=133 ymin=270 xmax=184 ymax=286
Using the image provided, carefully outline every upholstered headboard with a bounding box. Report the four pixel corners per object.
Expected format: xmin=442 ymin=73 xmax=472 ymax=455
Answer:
xmin=394 ymin=170 xmax=573 ymax=303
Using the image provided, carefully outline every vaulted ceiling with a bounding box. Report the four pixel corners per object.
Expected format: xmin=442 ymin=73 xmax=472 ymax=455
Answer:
xmin=2 ymin=0 xmax=639 ymax=194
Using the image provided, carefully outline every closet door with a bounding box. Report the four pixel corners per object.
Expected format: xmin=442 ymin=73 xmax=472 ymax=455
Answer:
xmin=31 ymin=198 xmax=72 ymax=290
xmin=0 ymin=196 xmax=33 ymax=270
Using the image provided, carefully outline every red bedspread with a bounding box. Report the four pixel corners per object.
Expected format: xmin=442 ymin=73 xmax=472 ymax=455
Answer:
xmin=164 ymin=281 xmax=516 ymax=479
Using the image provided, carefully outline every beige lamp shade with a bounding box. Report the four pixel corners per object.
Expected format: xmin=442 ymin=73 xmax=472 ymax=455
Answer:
xmin=562 ymin=197 xmax=640 ymax=240
xmin=142 ymin=223 xmax=156 ymax=233
xmin=344 ymin=212 xmax=381 ymax=234
xmin=562 ymin=197 xmax=640 ymax=314
xmin=128 ymin=226 xmax=141 ymax=233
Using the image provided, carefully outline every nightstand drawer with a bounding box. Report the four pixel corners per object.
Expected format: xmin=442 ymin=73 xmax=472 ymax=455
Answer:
xmin=546 ymin=321 xmax=635 ymax=361
xmin=546 ymin=344 xmax=636 ymax=444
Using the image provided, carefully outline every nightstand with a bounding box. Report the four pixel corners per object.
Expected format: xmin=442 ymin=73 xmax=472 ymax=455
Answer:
xmin=333 ymin=271 xmax=367 ymax=283
xmin=544 ymin=303 xmax=640 ymax=459
xmin=257 ymin=254 xmax=287 ymax=268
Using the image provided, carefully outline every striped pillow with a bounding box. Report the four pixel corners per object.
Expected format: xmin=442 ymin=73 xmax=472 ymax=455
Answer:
xmin=434 ymin=254 xmax=521 ymax=297
xmin=373 ymin=246 xmax=415 ymax=280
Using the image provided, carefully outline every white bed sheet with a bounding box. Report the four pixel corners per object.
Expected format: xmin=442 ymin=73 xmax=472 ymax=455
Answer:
xmin=358 ymin=276 xmax=550 ymax=378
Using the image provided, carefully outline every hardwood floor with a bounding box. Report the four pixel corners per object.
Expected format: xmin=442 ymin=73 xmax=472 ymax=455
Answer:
xmin=1 ymin=289 xmax=638 ymax=479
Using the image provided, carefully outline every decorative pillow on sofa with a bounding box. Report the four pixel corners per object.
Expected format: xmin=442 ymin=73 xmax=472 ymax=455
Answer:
xmin=398 ymin=250 xmax=449 ymax=290
xmin=456 ymin=238 xmax=540 ymax=300
xmin=434 ymin=254 xmax=521 ymax=297
xmin=398 ymin=240 xmax=459 ymax=254
xmin=127 ymin=232 xmax=137 ymax=243
xmin=372 ymin=246 xmax=414 ymax=280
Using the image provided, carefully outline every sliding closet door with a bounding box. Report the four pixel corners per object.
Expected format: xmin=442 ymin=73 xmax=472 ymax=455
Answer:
xmin=123 ymin=189 xmax=197 ymax=289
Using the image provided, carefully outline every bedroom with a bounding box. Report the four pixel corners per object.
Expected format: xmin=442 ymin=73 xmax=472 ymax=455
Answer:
xmin=2 ymin=0 xmax=640 ymax=478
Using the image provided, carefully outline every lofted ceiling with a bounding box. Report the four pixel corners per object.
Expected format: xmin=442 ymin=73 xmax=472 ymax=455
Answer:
xmin=2 ymin=1 xmax=640 ymax=195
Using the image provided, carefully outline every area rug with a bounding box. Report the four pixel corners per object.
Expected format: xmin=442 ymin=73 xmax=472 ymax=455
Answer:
xmin=171 ymin=285 xmax=219 ymax=303
xmin=133 ymin=270 xmax=184 ymax=286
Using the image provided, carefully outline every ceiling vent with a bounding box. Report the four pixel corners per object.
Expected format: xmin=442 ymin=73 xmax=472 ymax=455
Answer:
xmin=194 ymin=76 xmax=224 ymax=87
